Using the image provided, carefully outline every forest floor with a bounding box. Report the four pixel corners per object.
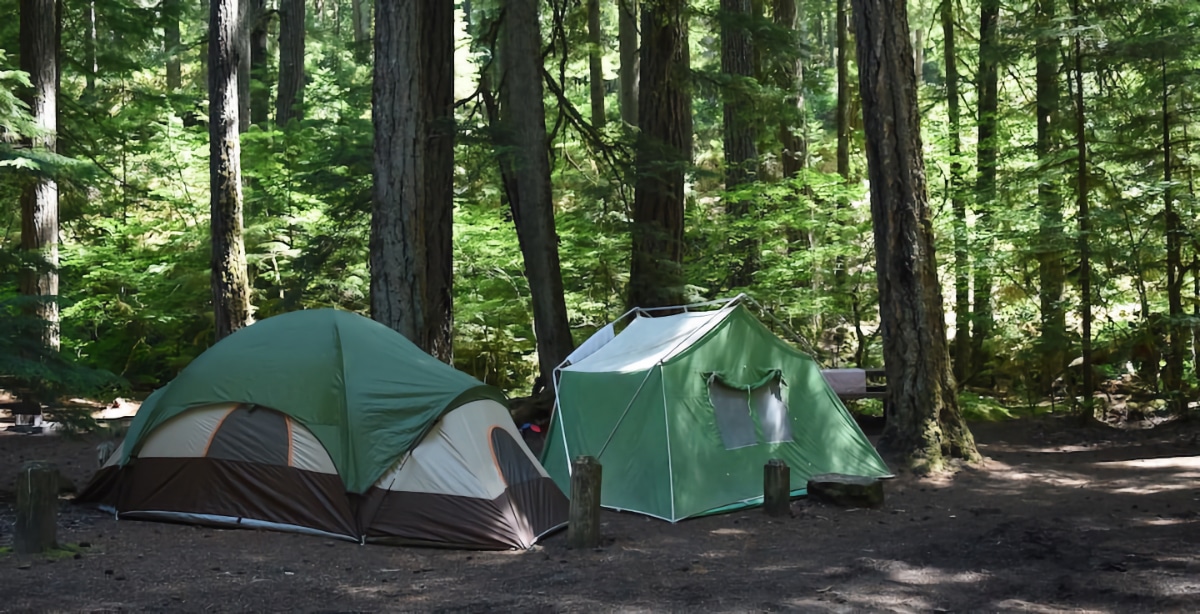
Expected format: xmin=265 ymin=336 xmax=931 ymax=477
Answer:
xmin=0 ymin=416 xmax=1198 ymax=612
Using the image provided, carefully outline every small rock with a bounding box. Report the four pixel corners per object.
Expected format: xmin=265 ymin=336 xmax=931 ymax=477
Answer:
xmin=17 ymin=561 xmax=32 ymax=570
xmin=807 ymin=473 xmax=884 ymax=509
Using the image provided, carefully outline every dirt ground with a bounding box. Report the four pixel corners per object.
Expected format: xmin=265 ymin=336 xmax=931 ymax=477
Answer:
xmin=0 ymin=417 xmax=1198 ymax=613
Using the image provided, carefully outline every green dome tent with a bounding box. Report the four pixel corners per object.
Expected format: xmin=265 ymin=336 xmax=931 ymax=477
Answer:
xmin=541 ymin=298 xmax=891 ymax=522
xmin=80 ymin=309 xmax=567 ymax=549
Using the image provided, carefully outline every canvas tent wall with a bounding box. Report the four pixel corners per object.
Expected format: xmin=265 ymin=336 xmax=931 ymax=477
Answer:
xmin=79 ymin=309 xmax=567 ymax=549
xmin=541 ymin=299 xmax=891 ymax=522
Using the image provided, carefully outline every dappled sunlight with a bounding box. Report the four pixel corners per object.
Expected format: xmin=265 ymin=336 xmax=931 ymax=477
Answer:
xmin=993 ymin=599 xmax=1110 ymax=613
xmin=1094 ymin=455 xmax=1200 ymax=494
xmin=709 ymin=527 xmax=750 ymax=536
xmin=856 ymin=558 xmax=990 ymax=586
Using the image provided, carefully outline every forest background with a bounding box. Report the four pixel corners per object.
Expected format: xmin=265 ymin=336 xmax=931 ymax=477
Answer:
xmin=2 ymin=0 xmax=1198 ymax=431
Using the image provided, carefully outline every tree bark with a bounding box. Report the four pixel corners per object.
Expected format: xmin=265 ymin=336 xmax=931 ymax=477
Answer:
xmin=352 ymin=0 xmax=371 ymax=57
xmin=774 ymin=0 xmax=805 ymax=178
xmin=1162 ymin=57 xmax=1184 ymax=414
xmin=499 ymin=0 xmax=576 ymax=382
xmin=249 ymin=0 xmax=269 ymax=127
xmin=629 ymin=0 xmax=692 ymax=310
xmin=164 ymin=0 xmax=181 ymax=92
xmin=209 ymin=0 xmax=253 ymax=340
xmin=1070 ymin=0 xmax=1093 ymax=409
xmin=587 ymin=0 xmax=605 ymax=128
xmin=835 ymin=0 xmax=850 ymax=185
xmin=1035 ymin=0 xmax=1065 ymax=394
xmin=850 ymin=0 xmax=979 ymax=470
xmin=970 ymin=0 xmax=1000 ymax=381
xmin=722 ymin=0 xmax=759 ymax=287
xmin=237 ymin=0 xmax=250 ymax=133
xmin=277 ymin=0 xmax=306 ymax=126
xmin=84 ymin=0 xmax=96 ymax=93
xmin=371 ymin=0 xmax=455 ymax=361
xmin=942 ymin=0 xmax=969 ymax=385
xmin=19 ymin=0 xmax=60 ymax=352
xmin=619 ymin=0 xmax=639 ymax=126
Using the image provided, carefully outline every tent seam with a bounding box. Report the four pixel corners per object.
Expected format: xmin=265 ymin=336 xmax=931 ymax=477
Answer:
xmin=661 ymin=363 xmax=676 ymax=522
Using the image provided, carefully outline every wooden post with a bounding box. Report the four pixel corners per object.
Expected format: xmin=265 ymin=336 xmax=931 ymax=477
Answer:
xmin=15 ymin=460 xmax=59 ymax=554
xmin=568 ymin=455 xmax=602 ymax=549
xmin=763 ymin=458 xmax=791 ymax=517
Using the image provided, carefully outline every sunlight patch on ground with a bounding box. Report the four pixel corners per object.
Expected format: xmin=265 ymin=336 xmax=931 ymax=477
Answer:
xmin=1094 ymin=456 xmax=1200 ymax=494
xmin=982 ymin=459 xmax=1093 ymax=488
xmin=858 ymin=558 xmax=989 ymax=586
xmin=784 ymin=589 xmax=935 ymax=613
xmin=993 ymin=598 xmax=1110 ymax=613
xmin=1130 ymin=516 xmax=1197 ymax=527
xmin=709 ymin=528 xmax=749 ymax=536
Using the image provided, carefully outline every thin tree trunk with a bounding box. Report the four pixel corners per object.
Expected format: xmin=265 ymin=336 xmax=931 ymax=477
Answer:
xmin=371 ymin=0 xmax=455 ymax=361
xmin=237 ymin=0 xmax=250 ymax=133
xmin=1035 ymin=0 xmax=1064 ymax=394
xmin=912 ymin=27 xmax=923 ymax=86
xmin=352 ymin=0 xmax=371 ymax=55
xmin=970 ymin=0 xmax=1000 ymax=381
xmin=198 ymin=0 xmax=209 ymax=90
xmin=587 ymin=0 xmax=605 ymax=128
xmin=249 ymin=0 xmax=269 ymax=127
xmin=209 ymin=0 xmax=253 ymax=340
xmin=619 ymin=0 xmax=639 ymax=126
xmin=774 ymin=0 xmax=806 ymax=178
xmin=85 ymin=0 xmax=96 ymax=93
xmin=19 ymin=0 xmax=59 ymax=352
xmin=629 ymin=0 xmax=691 ymax=310
xmin=1162 ymin=55 xmax=1184 ymax=414
xmin=851 ymin=0 xmax=979 ymax=470
xmin=276 ymin=0 xmax=306 ymax=126
xmin=1070 ymin=0 xmax=1093 ymax=411
xmin=836 ymin=0 xmax=850 ymax=185
xmin=164 ymin=0 xmax=181 ymax=92
xmin=722 ymin=0 xmax=758 ymax=287
xmin=943 ymin=0 xmax=969 ymax=386
xmin=499 ymin=0 xmax=576 ymax=382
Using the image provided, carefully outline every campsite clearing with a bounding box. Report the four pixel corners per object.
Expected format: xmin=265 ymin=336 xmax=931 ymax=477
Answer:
xmin=2 ymin=417 xmax=1198 ymax=612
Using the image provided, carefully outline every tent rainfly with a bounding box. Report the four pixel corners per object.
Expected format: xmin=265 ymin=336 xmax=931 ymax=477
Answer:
xmin=78 ymin=309 xmax=567 ymax=549
xmin=541 ymin=297 xmax=892 ymax=522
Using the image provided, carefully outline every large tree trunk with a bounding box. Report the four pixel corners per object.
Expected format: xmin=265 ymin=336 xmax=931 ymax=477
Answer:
xmin=499 ymin=0 xmax=576 ymax=382
xmin=586 ymin=0 xmax=605 ymax=128
xmin=164 ymin=0 xmax=181 ymax=92
xmin=19 ymin=0 xmax=60 ymax=352
xmin=618 ymin=0 xmax=638 ymax=126
xmin=1070 ymin=0 xmax=1093 ymax=410
xmin=629 ymin=0 xmax=692 ymax=310
xmin=1162 ymin=57 xmax=1184 ymax=414
xmin=722 ymin=0 xmax=759 ymax=288
xmin=249 ymin=0 xmax=269 ymax=127
xmin=943 ymin=0 xmax=969 ymax=385
xmin=371 ymin=0 xmax=455 ymax=361
xmin=774 ymin=0 xmax=805 ymax=178
xmin=276 ymin=0 xmax=306 ymax=126
xmin=850 ymin=0 xmax=979 ymax=470
xmin=970 ymin=0 xmax=1000 ymax=381
xmin=209 ymin=0 xmax=253 ymax=340
xmin=1035 ymin=0 xmax=1065 ymax=394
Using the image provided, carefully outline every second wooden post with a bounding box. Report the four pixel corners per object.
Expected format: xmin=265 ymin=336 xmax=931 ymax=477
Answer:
xmin=568 ymin=455 xmax=602 ymax=549
xmin=763 ymin=458 xmax=791 ymax=517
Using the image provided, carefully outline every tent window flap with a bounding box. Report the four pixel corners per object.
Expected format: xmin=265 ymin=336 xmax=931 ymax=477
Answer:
xmin=751 ymin=378 xmax=793 ymax=443
xmin=708 ymin=380 xmax=758 ymax=450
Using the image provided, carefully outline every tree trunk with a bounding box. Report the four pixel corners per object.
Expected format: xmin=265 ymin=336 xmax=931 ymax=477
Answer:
xmin=774 ymin=0 xmax=806 ymax=178
xmin=722 ymin=0 xmax=758 ymax=288
xmin=1070 ymin=0 xmax=1093 ymax=409
xmin=198 ymin=0 xmax=209 ymax=90
xmin=912 ymin=27 xmax=923 ymax=86
xmin=629 ymin=0 xmax=691 ymax=310
xmin=237 ymin=0 xmax=250 ymax=133
xmin=84 ymin=0 xmax=96 ymax=93
xmin=850 ymin=0 xmax=979 ymax=470
xmin=1162 ymin=57 xmax=1184 ymax=414
xmin=164 ymin=0 xmax=181 ymax=92
xmin=836 ymin=0 xmax=850 ymax=185
xmin=970 ymin=0 xmax=1000 ymax=381
xmin=209 ymin=0 xmax=253 ymax=341
xmin=586 ymin=0 xmax=605 ymax=128
xmin=943 ymin=0 xmax=969 ymax=385
xmin=249 ymin=0 xmax=269 ymax=127
xmin=499 ymin=0 xmax=576 ymax=382
xmin=619 ymin=0 xmax=638 ymax=126
xmin=19 ymin=0 xmax=60 ymax=352
xmin=352 ymin=0 xmax=371 ymax=57
xmin=277 ymin=0 xmax=306 ymax=126
xmin=371 ymin=0 xmax=455 ymax=361
xmin=1035 ymin=0 xmax=1064 ymax=394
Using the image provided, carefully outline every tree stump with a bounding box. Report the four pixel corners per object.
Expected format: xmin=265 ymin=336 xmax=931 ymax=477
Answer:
xmin=806 ymin=473 xmax=884 ymax=509
xmin=15 ymin=460 xmax=59 ymax=554
xmin=568 ymin=455 xmax=602 ymax=549
xmin=763 ymin=459 xmax=791 ymax=517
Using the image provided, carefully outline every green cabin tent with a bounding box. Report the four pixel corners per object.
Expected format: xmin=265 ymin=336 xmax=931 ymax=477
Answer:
xmin=540 ymin=297 xmax=892 ymax=522
xmin=79 ymin=309 xmax=568 ymax=549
